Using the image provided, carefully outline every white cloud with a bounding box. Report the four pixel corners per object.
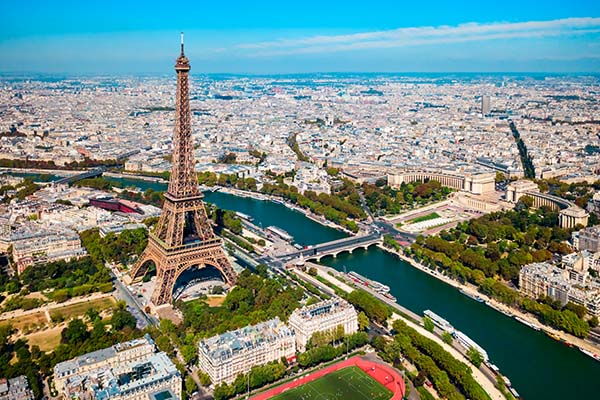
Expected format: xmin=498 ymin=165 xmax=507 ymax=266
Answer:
xmin=228 ymin=17 xmax=600 ymax=56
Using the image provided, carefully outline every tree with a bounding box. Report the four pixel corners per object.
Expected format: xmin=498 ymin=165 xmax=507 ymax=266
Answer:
xmin=467 ymin=346 xmax=484 ymax=368
xmin=423 ymin=316 xmax=435 ymax=333
xmin=111 ymin=309 xmax=136 ymax=331
xmin=156 ymin=335 xmax=174 ymax=355
xmin=85 ymin=308 xmax=101 ymax=323
xmin=357 ymin=311 xmax=369 ymax=331
xmin=442 ymin=331 xmax=453 ymax=345
xmin=181 ymin=344 xmax=196 ymax=364
xmin=212 ymin=285 xmax=224 ymax=295
xmin=589 ymin=316 xmax=599 ymax=328
xmin=518 ymin=195 xmax=534 ymax=209
xmin=307 ymin=267 xmax=318 ymax=276
xmin=199 ymin=371 xmax=212 ymax=387
xmin=185 ymin=375 xmax=197 ymax=394
xmin=61 ymin=319 xmax=89 ymax=345
xmin=563 ymin=302 xmax=586 ymax=319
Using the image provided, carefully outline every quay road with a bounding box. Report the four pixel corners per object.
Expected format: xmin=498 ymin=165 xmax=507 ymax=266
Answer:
xmin=107 ymin=266 xmax=158 ymax=328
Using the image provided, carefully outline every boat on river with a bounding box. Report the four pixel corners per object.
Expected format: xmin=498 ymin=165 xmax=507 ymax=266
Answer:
xmin=458 ymin=288 xmax=484 ymax=303
xmin=514 ymin=316 xmax=541 ymax=331
xmin=348 ymin=271 xmax=391 ymax=294
xmin=579 ymin=347 xmax=600 ymax=362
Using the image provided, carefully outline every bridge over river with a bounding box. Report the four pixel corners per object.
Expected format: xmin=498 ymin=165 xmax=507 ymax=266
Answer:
xmin=275 ymin=232 xmax=382 ymax=262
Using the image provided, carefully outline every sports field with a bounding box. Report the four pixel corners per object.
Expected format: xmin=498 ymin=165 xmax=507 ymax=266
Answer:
xmin=270 ymin=366 xmax=392 ymax=400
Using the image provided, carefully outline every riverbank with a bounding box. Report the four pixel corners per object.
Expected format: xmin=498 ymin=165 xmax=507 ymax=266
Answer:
xmin=217 ymin=186 xmax=356 ymax=236
xmin=298 ymin=262 xmax=505 ymax=400
xmin=377 ymin=244 xmax=600 ymax=357
xmin=0 ymin=167 xmax=76 ymax=177
xmin=104 ymin=171 xmax=168 ymax=183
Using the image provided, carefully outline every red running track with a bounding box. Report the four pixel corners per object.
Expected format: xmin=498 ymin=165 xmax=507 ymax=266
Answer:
xmin=251 ymin=356 xmax=405 ymax=400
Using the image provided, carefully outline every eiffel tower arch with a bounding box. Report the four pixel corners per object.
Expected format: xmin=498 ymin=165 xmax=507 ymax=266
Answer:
xmin=130 ymin=34 xmax=237 ymax=306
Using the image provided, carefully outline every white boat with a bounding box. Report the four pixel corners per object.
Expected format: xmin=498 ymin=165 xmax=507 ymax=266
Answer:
xmin=579 ymin=347 xmax=600 ymax=361
xmin=453 ymin=330 xmax=489 ymax=362
xmin=514 ymin=316 xmax=541 ymax=331
xmin=424 ymin=310 xmax=455 ymax=333
xmin=347 ymin=271 xmax=390 ymax=294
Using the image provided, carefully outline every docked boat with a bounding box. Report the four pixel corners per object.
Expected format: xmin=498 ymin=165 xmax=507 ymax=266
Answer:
xmin=235 ymin=211 xmax=253 ymax=222
xmin=459 ymin=288 xmax=485 ymax=303
xmin=560 ymin=338 xmax=574 ymax=347
xmin=579 ymin=347 xmax=600 ymax=361
xmin=266 ymin=226 xmax=293 ymax=242
xmin=424 ymin=310 xmax=455 ymax=333
xmin=453 ymin=330 xmax=489 ymax=362
xmin=347 ymin=271 xmax=391 ymax=294
xmin=499 ymin=309 xmax=514 ymax=318
xmin=515 ymin=316 xmax=541 ymax=331
xmin=384 ymin=292 xmax=397 ymax=302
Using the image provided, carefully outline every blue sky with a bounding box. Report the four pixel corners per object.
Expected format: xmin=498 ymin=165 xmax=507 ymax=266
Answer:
xmin=1 ymin=0 xmax=599 ymax=73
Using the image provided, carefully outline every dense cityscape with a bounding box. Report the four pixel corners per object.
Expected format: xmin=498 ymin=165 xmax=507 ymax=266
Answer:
xmin=1 ymin=2 xmax=600 ymax=400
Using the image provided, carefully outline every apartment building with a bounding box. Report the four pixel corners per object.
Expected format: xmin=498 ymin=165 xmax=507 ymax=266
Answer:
xmin=54 ymin=335 xmax=181 ymax=400
xmin=197 ymin=317 xmax=296 ymax=385
xmin=287 ymin=298 xmax=358 ymax=352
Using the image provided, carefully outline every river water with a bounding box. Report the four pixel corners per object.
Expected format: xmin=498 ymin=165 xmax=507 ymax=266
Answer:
xmin=14 ymin=172 xmax=600 ymax=399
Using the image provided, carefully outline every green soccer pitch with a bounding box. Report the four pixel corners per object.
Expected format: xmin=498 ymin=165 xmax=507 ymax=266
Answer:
xmin=270 ymin=366 xmax=393 ymax=400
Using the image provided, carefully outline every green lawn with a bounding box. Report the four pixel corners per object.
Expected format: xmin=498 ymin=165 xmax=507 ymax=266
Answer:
xmin=409 ymin=212 xmax=441 ymax=224
xmin=270 ymin=366 xmax=392 ymax=400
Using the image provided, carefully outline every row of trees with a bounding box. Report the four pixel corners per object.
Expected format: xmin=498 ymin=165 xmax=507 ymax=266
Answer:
xmin=0 ymin=156 xmax=119 ymax=171
xmin=213 ymin=360 xmax=287 ymax=400
xmin=363 ymin=179 xmax=452 ymax=215
xmin=298 ymin=331 xmax=369 ymax=368
xmin=260 ymin=178 xmax=362 ymax=232
xmin=373 ymin=319 xmax=491 ymax=400
xmin=345 ymin=289 xmax=392 ymax=324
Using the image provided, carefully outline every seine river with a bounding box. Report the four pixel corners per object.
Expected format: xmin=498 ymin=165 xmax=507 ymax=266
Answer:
xmin=15 ymin=172 xmax=600 ymax=399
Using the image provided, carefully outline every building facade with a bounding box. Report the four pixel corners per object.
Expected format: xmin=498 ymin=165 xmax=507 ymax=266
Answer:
xmin=506 ymin=180 xmax=589 ymax=229
xmin=0 ymin=376 xmax=35 ymax=400
xmin=54 ymin=334 xmax=181 ymax=400
xmin=197 ymin=317 xmax=296 ymax=385
xmin=388 ymin=169 xmax=495 ymax=195
xmin=575 ymin=226 xmax=600 ymax=253
xmin=519 ymin=262 xmax=600 ymax=316
xmin=287 ymin=298 xmax=358 ymax=352
xmin=11 ymin=227 xmax=87 ymax=274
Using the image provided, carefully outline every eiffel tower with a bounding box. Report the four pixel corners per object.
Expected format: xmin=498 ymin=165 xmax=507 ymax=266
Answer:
xmin=130 ymin=34 xmax=237 ymax=306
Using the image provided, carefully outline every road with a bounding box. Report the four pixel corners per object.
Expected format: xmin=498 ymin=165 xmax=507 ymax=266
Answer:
xmin=108 ymin=267 xmax=158 ymax=328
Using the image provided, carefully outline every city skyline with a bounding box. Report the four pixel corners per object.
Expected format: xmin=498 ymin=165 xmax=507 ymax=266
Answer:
xmin=1 ymin=0 xmax=599 ymax=73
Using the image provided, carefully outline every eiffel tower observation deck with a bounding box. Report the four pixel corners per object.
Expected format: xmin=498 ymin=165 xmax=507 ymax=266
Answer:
xmin=130 ymin=34 xmax=237 ymax=306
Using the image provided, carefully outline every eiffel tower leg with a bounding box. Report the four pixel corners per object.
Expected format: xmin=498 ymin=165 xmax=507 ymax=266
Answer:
xmin=212 ymin=248 xmax=237 ymax=285
xmin=130 ymin=249 xmax=154 ymax=282
xmin=152 ymin=267 xmax=177 ymax=306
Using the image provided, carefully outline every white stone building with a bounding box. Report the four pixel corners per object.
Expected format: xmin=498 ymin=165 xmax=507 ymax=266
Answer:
xmin=287 ymin=298 xmax=358 ymax=352
xmin=197 ymin=317 xmax=296 ymax=385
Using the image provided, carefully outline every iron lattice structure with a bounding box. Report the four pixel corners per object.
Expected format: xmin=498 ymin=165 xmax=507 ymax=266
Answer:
xmin=130 ymin=37 xmax=237 ymax=305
